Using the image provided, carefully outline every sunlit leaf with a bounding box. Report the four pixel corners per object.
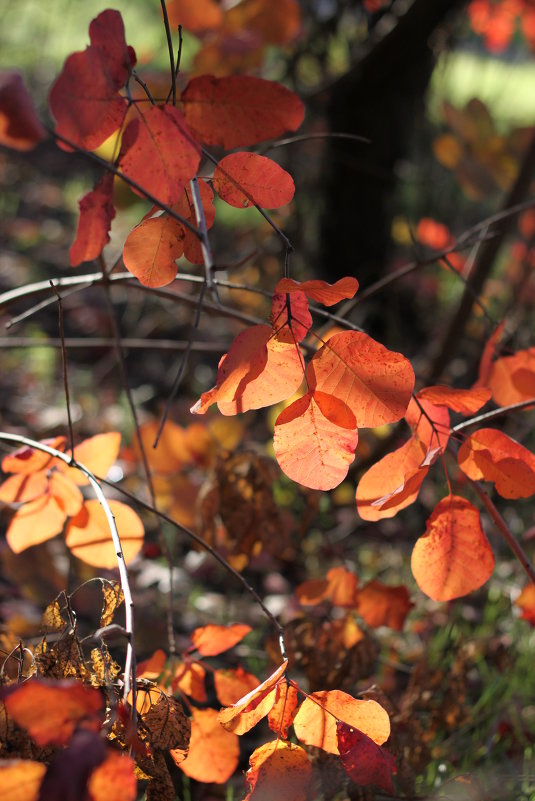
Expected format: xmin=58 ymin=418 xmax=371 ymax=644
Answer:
xmin=191 ymin=623 xmax=251 ymax=656
xmin=275 ymin=276 xmax=359 ymax=306
xmin=167 ymin=0 xmax=224 ymax=33
xmin=140 ymin=693 xmax=190 ymax=750
xmin=218 ymin=661 xmax=287 ymax=735
xmin=0 ymin=72 xmax=45 ymax=151
xmin=213 ymin=152 xmax=295 ymax=209
xmin=515 ymin=583 xmax=535 ymax=626
xmin=1 ymin=436 xmax=66 ymax=475
xmin=48 ymin=471 xmax=84 ymax=516
xmin=65 ymin=499 xmax=144 ymax=568
xmin=226 ymin=0 xmax=302 ymax=46
xmin=0 ymin=760 xmax=46 ymax=801
xmin=271 ymin=290 xmax=312 ymax=343
xmin=243 ymin=740 xmax=312 ymax=801
xmin=59 ymin=432 xmax=121 ymax=486
xmin=474 ymin=320 xmax=505 ymax=388
xmin=411 ymin=495 xmax=495 ymax=601
xmin=488 ymin=347 xmax=535 ymax=406
xmin=417 ymin=385 xmax=491 ymax=415
xmin=173 ymin=662 xmax=207 ymax=703
xmin=123 ymin=215 xmax=185 ymax=287
xmin=405 ymin=395 xmax=450 ymax=451
xmin=267 ymin=681 xmax=299 ymax=739
xmin=6 ymin=493 xmax=67 ymax=552
xmin=296 ymin=565 xmax=359 ymax=607
xmin=458 ymin=428 xmax=535 ymax=498
xmin=174 ymin=708 xmax=239 ymax=784
xmin=337 ymin=721 xmax=396 ymax=794
xmin=0 ymin=471 xmax=48 ymax=503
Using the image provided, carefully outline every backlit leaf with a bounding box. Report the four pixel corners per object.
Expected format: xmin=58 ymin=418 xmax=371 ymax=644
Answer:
xmin=48 ymin=471 xmax=84 ymax=516
xmin=355 ymin=580 xmax=413 ymax=630
xmin=488 ymin=347 xmax=535 ymax=405
xmin=296 ymin=565 xmax=359 ymax=607
xmin=515 ymin=584 xmax=535 ymax=626
xmin=218 ymin=660 xmax=287 ymax=735
xmin=174 ymin=708 xmax=239 ymax=784
xmin=191 ymin=623 xmax=251 ymax=656
xmin=173 ymin=662 xmax=207 ymax=703
xmin=182 ymin=75 xmax=304 ymax=148
xmin=275 ymin=276 xmax=359 ymax=306
xmin=123 ymin=215 xmax=185 ymax=287
xmin=70 ymin=173 xmax=116 ymax=267
xmin=65 ymin=499 xmax=144 ymax=568
xmin=6 ymin=493 xmax=67 ymax=552
xmin=337 ymin=721 xmax=396 ymax=794
xmin=0 ymin=471 xmax=48 ymax=503
xmin=213 ymin=152 xmax=295 ymax=209
xmin=405 ymin=395 xmax=450 ymax=451
xmin=458 ymin=428 xmax=535 ymax=499
xmin=3 ymin=679 xmax=103 ymax=746
xmin=226 ymin=0 xmax=302 ymax=46
xmin=293 ymin=690 xmax=390 ymax=754
xmin=411 ymin=495 xmax=495 ymax=601
xmin=88 ymin=751 xmax=136 ymax=801
xmin=118 ymin=105 xmax=200 ymax=205
xmin=100 ymin=580 xmax=124 ymax=627
xmin=474 ymin=321 xmax=505 ymax=388
xmin=273 ymin=391 xmax=358 ymax=490
xmin=0 ymin=760 xmax=46 ymax=801
xmin=308 ymin=332 xmax=414 ymax=427
xmin=87 ymin=9 xmax=136 ymax=87
xmin=2 ymin=436 xmax=66 ymax=475
xmin=271 ymin=291 xmax=312 ymax=343
xmin=214 ymin=666 xmax=260 ymax=706
xmin=267 ymin=681 xmax=299 ymax=739
xmin=141 ymin=694 xmax=190 ymax=750
xmin=356 ymin=437 xmax=428 ymax=521
xmin=167 ymin=0 xmax=224 ymax=33
xmin=0 ymin=72 xmax=45 ymax=151
xmin=417 ymin=385 xmax=491 ymax=415
xmin=59 ymin=432 xmax=121 ymax=486
xmin=243 ymin=741 xmax=312 ymax=801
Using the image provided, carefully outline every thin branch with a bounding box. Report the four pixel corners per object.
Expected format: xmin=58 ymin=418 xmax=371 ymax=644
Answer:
xmin=189 ymin=176 xmax=217 ymax=299
xmin=260 ymin=132 xmax=370 ymax=155
xmin=50 ymin=281 xmax=75 ymax=455
xmin=0 ymin=432 xmax=137 ymax=715
xmin=0 ymin=337 xmax=226 ymax=352
xmin=452 ymin=399 xmax=535 ymax=433
xmin=160 ymin=0 xmax=177 ymax=105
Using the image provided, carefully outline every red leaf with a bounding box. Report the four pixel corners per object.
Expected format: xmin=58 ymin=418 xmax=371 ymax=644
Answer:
xmin=118 ymin=105 xmax=200 ymax=205
xmin=0 ymin=72 xmax=45 ymax=151
xmin=123 ymin=215 xmax=185 ymax=287
xmin=70 ymin=173 xmax=116 ymax=266
xmin=173 ymin=180 xmax=215 ymax=264
xmin=488 ymin=347 xmax=535 ymax=406
xmin=308 ymin=332 xmax=414 ymax=428
xmin=405 ymin=395 xmax=450 ymax=452
xmin=337 ymin=721 xmax=396 ymax=794
xmin=191 ymin=623 xmax=251 ymax=656
xmin=275 ymin=276 xmax=359 ymax=306
xmin=417 ymin=385 xmax=491 ymax=415
xmin=88 ymin=9 xmax=136 ymax=86
xmin=411 ymin=495 xmax=495 ymax=601
xmin=274 ymin=391 xmax=358 ymax=490
xmin=182 ymin=75 xmax=304 ymax=148
xmin=457 ymin=428 xmax=535 ymax=499
xmin=271 ymin=290 xmax=312 ymax=343
xmin=213 ymin=152 xmax=295 ymax=209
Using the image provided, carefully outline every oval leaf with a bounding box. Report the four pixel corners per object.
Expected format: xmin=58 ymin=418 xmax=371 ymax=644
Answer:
xmin=213 ymin=152 xmax=294 ymax=209
xmin=337 ymin=721 xmax=396 ymax=794
xmin=175 ymin=708 xmax=239 ymax=784
xmin=191 ymin=623 xmax=251 ymax=656
xmin=70 ymin=173 xmax=116 ymax=267
xmin=275 ymin=276 xmax=359 ymax=306
xmin=417 ymin=385 xmax=491 ymax=415
xmin=123 ymin=215 xmax=185 ymax=287
xmin=65 ymin=499 xmax=144 ymax=568
xmin=243 ymin=741 xmax=312 ymax=801
xmin=457 ymin=428 xmax=535 ymax=499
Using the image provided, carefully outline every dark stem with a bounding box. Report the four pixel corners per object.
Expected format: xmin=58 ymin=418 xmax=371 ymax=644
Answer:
xmin=160 ymin=0 xmax=176 ymax=105
xmin=50 ymin=281 xmax=75 ymax=457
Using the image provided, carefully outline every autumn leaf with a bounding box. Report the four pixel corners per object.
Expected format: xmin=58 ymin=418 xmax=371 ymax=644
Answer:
xmin=0 ymin=760 xmax=46 ymax=801
xmin=1 ymin=436 xmax=66 ymax=475
xmin=243 ymin=740 xmax=312 ymax=801
xmin=417 ymin=385 xmax=491 ymax=415
xmin=275 ymin=276 xmax=359 ymax=306
xmin=58 ymin=432 xmax=121 ymax=486
xmin=474 ymin=320 xmax=505 ymax=388
xmin=191 ymin=623 xmax=251 ymax=656
xmin=6 ymin=493 xmax=72 ymax=553
xmin=118 ymin=105 xmax=200 ymax=205
xmin=308 ymin=331 xmax=414 ymax=428
xmin=88 ymin=751 xmax=137 ymax=801
xmin=457 ymin=428 xmax=535 ymax=498
xmin=182 ymin=75 xmax=305 ymax=148
xmin=267 ymin=681 xmax=299 ymax=739
xmin=140 ymin=694 xmax=190 ymax=751
xmin=273 ymin=391 xmax=358 ymax=490
xmin=214 ymin=666 xmax=260 ymax=706
xmin=218 ymin=660 xmax=287 ymax=735
xmin=174 ymin=708 xmax=239 ymax=784
xmin=337 ymin=721 xmax=396 ymax=794
xmin=173 ymin=180 xmax=215 ymax=264
xmin=70 ymin=173 xmax=116 ymax=267
xmin=411 ymin=495 xmax=495 ymax=601
xmin=488 ymin=347 xmax=535 ymax=405
xmin=65 ymin=499 xmax=144 ymax=568
xmin=213 ymin=152 xmax=295 ymax=209
xmin=167 ymin=0 xmax=224 ymax=33
xmin=2 ymin=679 xmax=103 ymax=746
xmin=225 ymin=0 xmax=302 ymax=46
xmin=293 ymin=690 xmax=390 ymax=754
xmin=295 ymin=566 xmax=359 ymax=607
xmin=355 ymin=580 xmax=413 ymax=631
xmin=0 ymin=72 xmax=45 ymax=151
xmin=122 ymin=215 xmax=185 ymax=287
xmin=271 ymin=290 xmax=312 ymax=343
xmin=405 ymin=395 xmax=450 ymax=452
xmin=173 ymin=662 xmax=208 ymax=703
xmin=515 ymin=584 xmax=535 ymax=626
xmin=100 ymin=580 xmax=124 ymax=627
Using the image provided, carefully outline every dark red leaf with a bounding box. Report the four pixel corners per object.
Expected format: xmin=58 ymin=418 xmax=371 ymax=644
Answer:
xmin=336 ymin=721 xmax=396 ymax=795
xmin=0 ymin=71 xmax=45 ymax=151
xmin=70 ymin=173 xmax=116 ymax=266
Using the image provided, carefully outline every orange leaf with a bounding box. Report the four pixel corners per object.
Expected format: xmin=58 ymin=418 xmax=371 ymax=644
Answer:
xmin=0 ymin=760 xmax=46 ymax=801
xmin=218 ymin=660 xmax=287 ymax=735
xmin=0 ymin=471 xmax=48 ymax=503
xmin=88 ymin=751 xmax=137 ymax=801
xmin=411 ymin=495 xmax=495 ymax=601
xmin=174 ymin=708 xmax=239 ymax=783
xmin=308 ymin=331 xmax=414 ymax=427
xmin=296 ymin=566 xmax=359 ymax=607
xmin=6 ymin=492 xmax=67 ymax=552
xmin=275 ymin=276 xmax=359 ymax=306
xmin=515 ymin=584 xmax=535 ymax=626
xmin=135 ymin=420 xmax=190 ymax=474
xmin=213 ymin=152 xmax=294 ymax=209
xmin=70 ymin=173 xmax=116 ymax=267
xmin=337 ymin=721 xmax=396 ymax=795
xmin=0 ymin=72 xmax=45 ymax=151
xmin=273 ymin=391 xmax=358 ymax=490
xmin=118 ymin=105 xmax=200 ymax=205
xmin=167 ymin=0 xmax=224 ymax=33
xmin=243 ymin=740 xmax=312 ymax=801
xmin=123 ymin=215 xmax=185 ymax=287
xmin=137 ymin=649 xmax=167 ymax=679
xmin=268 ymin=681 xmax=299 ymax=739
xmin=416 ymin=217 xmax=452 ymax=250
xmin=293 ymin=690 xmax=390 ymax=754
xmin=226 ymin=0 xmax=302 ymax=46
xmin=192 ymin=325 xmax=303 ymax=415
xmin=355 ymin=580 xmax=413 ymax=630
xmin=65 ymin=499 xmax=144 ymax=568
xmin=417 ymin=385 xmax=491 ymax=415
xmin=457 ymin=428 xmax=535 ymax=499
xmin=48 ymin=471 xmax=84 ymax=516
xmin=473 ymin=320 xmax=505 ymax=388
xmin=2 ymin=436 xmax=66 ymax=475
xmin=182 ymin=75 xmax=304 ymax=148
xmin=271 ymin=290 xmax=312 ymax=343
xmin=214 ymin=666 xmax=260 ymax=706
xmin=173 ymin=663 xmax=207 ymax=703
xmin=3 ymin=679 xmax=103 ymax=746
xmin=191 ymin=623 xmax=251 ymax=656
xmin=405 ymin=395 xmax=450 ymax=451
xmin=356 ymin=437 xmax=428 ymax=521
xmin=59 ymin=432 xmax=121 ymax=486
xmin=488 ymin=347 xmax=535 ymax=405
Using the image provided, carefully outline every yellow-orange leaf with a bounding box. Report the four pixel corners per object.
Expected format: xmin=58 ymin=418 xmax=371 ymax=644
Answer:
xmin=356 ymin=437 xmax=428 ymax=521
xmin=218 ymin=660 xmax=287 ymax=735
xmin=0 ymin=760 xmax=46 ymax=801
xmin=244 ymin=740 xmax=312 ymax=801
xmin=267 ymin=681 xmax=299 ymax=739
xmin=474 ymin=321 xmax=505 ymax=388
xmin=411 ymin=495 xmax=494 ymax=601
xmin=191 ymin=623 xmax=251 ymax=656
xmin=275 ymin=276 xmax=359 ymax=306
xmin=123 ymin=215 xmax=185 ymax=288
xmin=295 ymin=566 xmax=358 ymax=607
xmin=457 ymin=428 xmax=535 ymax=498
xmin=173 ymin=662 xmax=207 ymax=703
xmin=488 ymin=347 xmax=535 ymax=406
xmin=0 ymin=471 xmax=48 ymax=503
xmin=136 ymin=420 xmax=190 ymax=474
xmin=308 ymin=331 xmax=414 ymax=427
xmin=355 ymin=580 xmax=413 ymax=630
xmin=174 ymin=708 xmax=239 ymax=784
xmin=3 ymin=679 xmax=103 ymax=746
xmin=293 ymin=690 xmax=390 ymax=754
xmin=405 ymin=395 xmax=450 ymax=451
xmin=88 ymin=751 xmax=136 ymax=801
xmin=1 ymin=436 xmax=65 ymax=475
xmin=214 ymin=666 xmax=260 ymax=706
xmin=6 ymin=493 xmax=67 ymax=552
xmin=48 ymin=471 xmax=84 ymax=516
xmin=417 ymin=385 xmax=491 ymax=415
xmin=274 ymin=391 xmax=358 ymax=490
xmin=59 ymin=432 xmax=121 ymax=486
xmin=65 ymin=499 xmax=144 ymax=568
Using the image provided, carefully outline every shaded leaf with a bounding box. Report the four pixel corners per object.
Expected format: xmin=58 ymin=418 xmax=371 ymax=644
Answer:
xmin=65 ymin=499 xmax=144 ymax=568
xmin=243 ymin=740 xmax=312 ymax=801
xmin=267 ymin=681 xmax=299 ymax=739
xmin=355 ymin=580 xmax=413 ymax=631
xmin=417 ymin=385 xmax=491 ymax=415
xmin=70 ymin=174 xmax=116 ymax=267
xmin=173 ymin=180 xmax=215 ymax=264
xmin=274 ymin=391 xmax=358 ymax=490
xmin=457 ymin=428 xmax=535 ymax=499
xmin=296 ymin=565 xmax=359 ymax=607
xmin=141 ymin=694 xmax=190 ymax=751
xmin=213 ymin=152 xmax=294 ymax=209
xmin=174 ymin=708 xmax=239 ymax=784
xmin=275 ymin=276 xmax=359 ymax=306
xmin=123 ymin=215 xmax=185 ymax=288
xmin=293 ymin=690 xmax=390 ymax=754
xmin=182 ymin=75 xmax=304 ymax=148
xmin=38 ymin=728 xmax=107 ymax=801
xmin=488 ymin=347 xmax=535 ymax=406
xmin=0 ymin=72 xmax=45 ymax=151
xmin=218 ymin=661 xmax=287 ymax=735
xmin=191 ymin=623 xmax=251 ymax=656
xmin=225 ymin=0 xmax=301 ymax=46
xmin=337 ymin=720 xmax=396 ymax=794
xmin=411 ymin=495 xmax=495 ymax=601
xmin=167 ymin=0 xmax=224 ymax=33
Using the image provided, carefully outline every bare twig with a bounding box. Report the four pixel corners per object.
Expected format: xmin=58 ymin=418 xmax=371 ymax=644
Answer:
xmin=0 ymin=337 xmax=226 ymax=352
xmin=452 ymin=399 xmax=535 ymax=433
xmin=50 ymin=281 xmax=75 ymax=455
xmin=160 ymin=0 xmax=176 ymax=105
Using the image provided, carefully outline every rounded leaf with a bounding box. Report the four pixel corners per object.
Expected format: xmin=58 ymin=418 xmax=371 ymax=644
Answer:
xmin=213 ymin=153 xmax=294 ymax=209
xmin=65 ymin=499 xmax=144 ymax=568
xmin=175 ymin=708 xmax=239 ymax=784
xmin=123 ymin=215 xmax=185 ymax=288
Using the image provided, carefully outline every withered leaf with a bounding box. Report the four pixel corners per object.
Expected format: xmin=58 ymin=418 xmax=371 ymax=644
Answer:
xmin=34 ymin=634 xmax=90 ymax=682
xmin=90 ymin=646 xmax=121 ymax=687
xmin=100 ymin=581 xmax=124 ymax=628
xmin=41 ymin=598 xmax=67 ymax=633
xmin=144 ymin=751 xmax=176 ymax=801
xmin=141 ymin=694 xmax=190 ymax=751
